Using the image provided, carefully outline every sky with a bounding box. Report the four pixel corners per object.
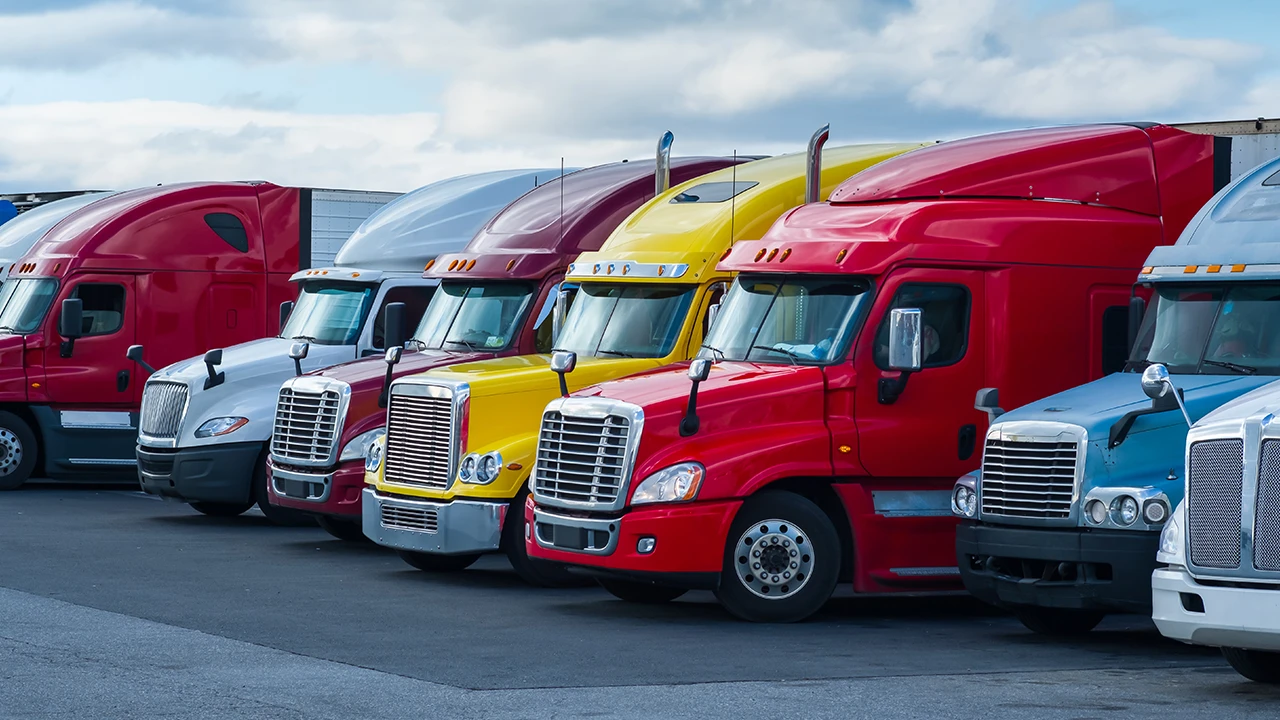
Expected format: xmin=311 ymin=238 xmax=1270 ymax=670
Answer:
xmin=0 ymin=0 xmax=1276 ymax=192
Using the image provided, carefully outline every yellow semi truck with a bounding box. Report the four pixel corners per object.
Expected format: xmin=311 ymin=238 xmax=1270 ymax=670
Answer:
xmin=362 ymin=132 xmax=926 ymax=584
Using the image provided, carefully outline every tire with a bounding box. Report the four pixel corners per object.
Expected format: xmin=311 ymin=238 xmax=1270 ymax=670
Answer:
xmin=0 ymin=411 xmax=38 ymax=491
xmin=317 ymin=516 xmax=368 ymax=542
xmin=502 ymin=488 xmax=585 ymax=587
xmin=254 ymin=451 xmax=314 ymax=527
xmin=599 ymin=578 xmax=688 ymax=604
xmin=1222 ymin=647 xmax=1280 ymax=683
xmin=1014 ymin=608 xmax=1105 ymax=636
xmin=714 ymin=491 xmax=841 ymax=623
xmin=397 ymin=549 xmax=480 ymax=572
xmin=190 ymin=501 xmax=253 ymax=517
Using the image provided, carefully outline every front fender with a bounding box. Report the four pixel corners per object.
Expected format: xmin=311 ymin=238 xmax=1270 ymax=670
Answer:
xmin=454 ymin=431 xmax=539 ymax=501
xmin=640 ymin=421 xmax=833 ymax=503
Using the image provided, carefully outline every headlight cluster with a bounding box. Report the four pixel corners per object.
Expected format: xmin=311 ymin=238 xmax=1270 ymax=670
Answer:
xmin=341 ymin=427 xmax=386 ymax=462
xmin=459 ymin=451 xmax=503 ymax=484
xmin=364 ymin=435 xmax=385 ymax=475
xmin=631 ymin=462 xmax=703 ymax=505
xmin=195 ymin=416 xmax=248 ymax=438
xmin=951 ymin=484 xmax=977 ymax=518
xmin=1083 ymin=493 xmax=1168 ymax=528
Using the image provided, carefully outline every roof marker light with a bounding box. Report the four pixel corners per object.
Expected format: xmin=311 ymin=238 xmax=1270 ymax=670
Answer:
xmin=767 ymin=248 xmax=778 ymax=262
xmin=593 ymin=264 xmax=600 ymax=274
xmin=506 ymin=258 xmax=517 ymax=271
xmin=321 ymin=270 xmax=329 ymax=275
xmin=719 ymin=248 xmax=732 ymax=261
xmin=351 ymin=272 xmax=360 ymax=278
xmin=658 ymin=265 xmax=665 ymax=276
xmin=622 ymin=264 xmax=629 ymax=275
xmin=448 ymin=259 xmax=459 ymax=271
xmin=607 ymin=263 xmax=615 ymax=274
xmin=54 ymin=263 xmax=61 ymax=273
xmin=1207 ymin=265 xmax=1221 ymax=273
xmin=1183 ymin=265 xmax=1197 ymax=274
xmin=1232 ymin=264 xmax=1247 ymax=273
xmin=754 ymin=249 xmax=766 ymax=262
xmin=779 ymin=248 xmax=791 ymax=263
xmin=425 ymin=259 xmax=435 ymax=271
xmin=836 ymin=248 xmax=848 ymax=263
xmin=466 ymin=259 xmax=476 ymax=271
xmin=1141 ymin=266 xmax=1153 ymax=274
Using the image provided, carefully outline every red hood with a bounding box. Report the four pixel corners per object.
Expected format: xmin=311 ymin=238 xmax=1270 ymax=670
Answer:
xmin=576 ymin=361 xmax=831 ymax=497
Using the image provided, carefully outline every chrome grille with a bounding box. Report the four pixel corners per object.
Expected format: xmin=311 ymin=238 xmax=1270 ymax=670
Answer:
xmin=383 ymin=390 xmax=454 ymax=490
xmin=381 ymin=502 xmax=439 ymax=533
xmin=1254 ymin=440 xmax=1280 ymax=571
xmin=533 ymin=411 xmax=632 ymax=506
xmin=139 ymin=382 xmax=188 ymax=439
xmin=271 ymin=386 xmax=342 ymax=464
xmin=1188 ymin=439 xmax=1243 ymax=569
xmin=979 ymin=438 xmax=1077 ymax=519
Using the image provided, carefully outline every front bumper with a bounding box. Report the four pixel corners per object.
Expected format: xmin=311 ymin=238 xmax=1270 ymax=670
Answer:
xmin=956 ymin=521 xmax=1159 ymax=614
xmin=1153 ymin=567 xmax=1280 ymax=651
xmin=136 ymin=441 xmax=264 ymax=505
xmin=268 ymin=458 xmax=365 ymax=519
xmin=524 ymin=497 xmax=741 ymax=590
xmin=361 ymin=487 xmax=508 ymax=555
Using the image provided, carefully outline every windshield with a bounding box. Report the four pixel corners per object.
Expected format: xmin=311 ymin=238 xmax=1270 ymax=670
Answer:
xmin=280 ymin=282 xmax=376 ymax=345
xmin=1129 ymin=283 xmax=1280 ymax=376
xmin=414 ymin=281 xmax=535 ymax=351
xmin=555 ymin=283 xmax=695 ymax=359
xmin=0 ymin=278 xmax=58 ymax=335
xmin=700 ymin=275 xmax=872 ymax=365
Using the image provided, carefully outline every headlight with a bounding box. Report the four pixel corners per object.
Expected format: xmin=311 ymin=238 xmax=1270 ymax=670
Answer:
xmin=1111 ymin=495 xmax=1139 ymax=526
xmin=951 ymin=483 xmax=977 ymax=518
xmin=364 ymin=436 xmax=385 ymax=474
xmin=340 ymin=427 xmax=386 ymax=462
xmin=631 ymin=462 xmax=704 ymax=505
xmin=458 ymin=453 xmax=479 ymax=483
xmin=195 ymin=416 xmax=248 ymax=438
xmin=1156 ymin=501 xmax=1186 ymax=566
xmin=475 ymin=452 xmax=502 ymax=484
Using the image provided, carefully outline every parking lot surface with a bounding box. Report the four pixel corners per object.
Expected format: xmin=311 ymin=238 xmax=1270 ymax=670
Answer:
xmin=2 ymin=485 xmax=1278 ymax=719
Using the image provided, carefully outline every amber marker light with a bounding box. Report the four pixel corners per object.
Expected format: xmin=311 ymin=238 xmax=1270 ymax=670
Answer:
xmin=838 ymin=445 xmax=852 ymax=453
xmin=621 ymin=264 xmax=629 ymax=275
xmin=506 ymin=258 xmax=517 ymax=271
xmin=466 ymin=259 xmax=476 ymax=271
xmin=1141 ymin=266 xmax=1153 ymax=274
xmin=30 ymin=382 xmax=40 ymax=389
xmin=53 ymin=263 xmax=61 ymax=273
xmin=593 ymin=264 xmax=600 ymax=274
xmin=1232 ymin=264 xmax=1247 ymax=273
xmin=1207 ymin=265 xmax=1221 ymax=273
xmin=767 ymin=248 xmax=778 ymax=262
xmin=779 ymin=248 xmax=791 ymax=262
xmin=658 ymin=265 xmax=666 ymax=276
xmin=836 ymin=248 xmax=848 ymax=263
xmin=1184 ymin=265 xmax=1197 ymax=273
xmin=351 ymin=272 xmax=360 ymax=278
xmin=719 ymin=248 xmax=732 ymax=261
xmin=448 ymin=259 xmax=459 ymax=271
xmin=506 ymin=462 xmax=523 ymax=471
xmin=424 ymin=259 xmax=435 ymax=271
xmin=754 ymin=249 xmax=766 ymax=261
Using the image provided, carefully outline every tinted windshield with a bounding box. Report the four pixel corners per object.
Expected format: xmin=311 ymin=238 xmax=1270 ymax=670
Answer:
xmin=555 ymin=283 xmax=695 ymax=359
xmin=280 ymin=282 xmax=376 ymax=345
xmin=0 ymin=278 xmax=57 ymax=335
xmin=700 ymin=275 xmax=871 ymax=365
xmin=414 ymin=281 xmax=535 ymax=351
xmin=1129 ymin=283 xmax=1280 ymax=375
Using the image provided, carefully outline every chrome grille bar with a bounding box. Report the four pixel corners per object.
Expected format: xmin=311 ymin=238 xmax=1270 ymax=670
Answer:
xmin=980 ymin=439 xmax=1077 ymax=519
xmin=1188 ymin=438 xmax=1244 ymax=570
xmin=269 ymin=378 xmax=350 ymax=467
xmin=139 ymin=382 xmax=188 ymax=440
xmin=381 ymin=502 xmax=439 ymax=533
xmin=531 ymin=398 xmax=644 ymax=512
xmin=383 ymin=388 xmax=455 ymax=490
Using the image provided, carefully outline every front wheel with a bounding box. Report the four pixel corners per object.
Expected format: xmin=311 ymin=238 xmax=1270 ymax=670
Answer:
xmin=714 ymin=491 xmax=840 ymax=623
xmin=1223 ymin=647 xmax=1280 ymax=683
xmin=397 ymin=550 xmax=480 ymax=572
xmin=317 ymin=516 xmax=368 ymax=542
xmin=1014 ymin=608 xmax=1105 ymax=636
xmin=0 ymin=411 xmax=38 ymax=491
xmin=599 ymin=578 xmax=687 ymax=604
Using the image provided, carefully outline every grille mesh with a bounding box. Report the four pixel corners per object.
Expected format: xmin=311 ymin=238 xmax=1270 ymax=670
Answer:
xmin=1254 ymin=440 xmax=1280 ymax=571
xmin=383 ymin=392 xmax=454 ymax=489
xmin=380 ymin=502 xmax=439 ymax=533
xmin=1188 ymin=439 xmax=1243 ymax=569
xmin=980 ymin=438 xmax=1077 ymax=519
xmin=139 ymin=382 xmax=188 ymax=439
xmin=533 ymin=411 xmax=631 ymax=506
xmin=271 ymin=386 xmax=342 ymax=464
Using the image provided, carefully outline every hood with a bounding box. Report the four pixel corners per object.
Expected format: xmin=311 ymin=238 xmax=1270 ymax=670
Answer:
xmin=426 ymin=354 xmax=666 ymax=399
xmin=314 ymin=348 xmax=492 ymax=391
xmin=1196 ymin=377 xmax=1280 ymax=427
xmin=997 ymin=371 xmax=1275 ymax=443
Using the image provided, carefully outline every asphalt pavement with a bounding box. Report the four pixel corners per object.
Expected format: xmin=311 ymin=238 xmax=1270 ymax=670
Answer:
xmin=1 ymin=484 xmax=1277 ymax=719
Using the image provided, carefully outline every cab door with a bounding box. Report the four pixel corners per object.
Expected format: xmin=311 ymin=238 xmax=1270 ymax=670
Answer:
xmin=43 ymin=274 xmax=138 ymax=406
xmin=851 ymin=268 xmax=987 ymax=482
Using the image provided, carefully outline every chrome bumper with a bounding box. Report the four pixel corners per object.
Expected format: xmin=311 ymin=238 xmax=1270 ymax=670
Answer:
xmin=362 ymin=487 xmax=507 ymax=555
xmin=1153 ymin=567 xmax=1280 ymax=651
xmin=269 ymin=462 xmax=335 ymax=503
xmin=531 ymin=507 xmax=619 ymax=556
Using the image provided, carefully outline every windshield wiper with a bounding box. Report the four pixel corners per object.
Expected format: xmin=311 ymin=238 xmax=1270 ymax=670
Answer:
xmin=1203 ymin=359 xmax=1258 ymax=375
xmin=751 ymin=345 xmax=798 ymax=366
xmin=445 ymin=338 xmax=477 ymax=351
xmin=597 ymin=350 xmax=636 ymax=358
xmin=289 ymin=334 xmax=319 ymax=342
xmin=700 ymin=343 xmax=725 ymax=361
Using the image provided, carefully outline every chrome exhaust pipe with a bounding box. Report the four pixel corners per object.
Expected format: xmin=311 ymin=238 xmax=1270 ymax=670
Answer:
xmin=805 ymin=124 xmax=830 ymax=204
xmin=656 ymin=130 xmax=674 ymax=196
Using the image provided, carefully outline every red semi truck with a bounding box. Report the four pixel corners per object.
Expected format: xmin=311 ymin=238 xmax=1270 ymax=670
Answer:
xmin=267 ymin=145 xmax=746 ymax=541
xmin=526 ymin=122 xmax=1237 ymax=622
xmin=0 ymin=182 xmax=396 ymax=489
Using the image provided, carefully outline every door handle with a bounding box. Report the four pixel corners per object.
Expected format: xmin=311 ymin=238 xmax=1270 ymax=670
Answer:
xmin=117 ymin=369 xmax=130 ymax=393
xmin=958 ymin=424 xmax=977 ymax=461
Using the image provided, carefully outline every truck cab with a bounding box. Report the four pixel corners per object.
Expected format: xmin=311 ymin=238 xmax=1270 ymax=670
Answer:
xmin=956 ymin=129 xmax=1280 ymax=635
xmin=133 ymin=171 xmax=558 ymax=522
xmin=266 ymin=149 xmax=745 ymax=540
xmin=524 ymin=122 xmax=1233 ymax=623
xmin=0 ymin=182 xmax=395 ymax=491
xmin=362 ymin=134 xmax=927 ymax=585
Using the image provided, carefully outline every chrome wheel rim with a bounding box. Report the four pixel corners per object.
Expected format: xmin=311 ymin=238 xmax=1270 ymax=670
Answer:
xmin=734 ymin=518 xmax=814 ymax=600
xmin=0 ymin=427 xmax=23 ymax=477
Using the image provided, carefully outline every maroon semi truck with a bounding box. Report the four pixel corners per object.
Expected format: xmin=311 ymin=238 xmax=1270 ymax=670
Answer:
xmin=267 ymin=141 xmax=747 ymax=541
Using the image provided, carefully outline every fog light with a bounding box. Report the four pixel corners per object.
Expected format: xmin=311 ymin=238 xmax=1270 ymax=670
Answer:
xmin=637 ymin=537 xmax=656 ymax=554
xmin=1085 ymin=499 xmax=1107 ymax=525
xmin=1143 ymin=499 xmax=1168 ymax=524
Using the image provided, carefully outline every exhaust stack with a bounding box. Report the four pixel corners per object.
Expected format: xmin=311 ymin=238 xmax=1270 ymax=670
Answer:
xmin=805 ymin=124 xmax=830 ymax=204
xmin=655 ymin=131 xmax=674 ymax=196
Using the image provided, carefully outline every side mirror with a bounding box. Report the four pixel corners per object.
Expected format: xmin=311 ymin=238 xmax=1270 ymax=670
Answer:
xmin=1141 ymin=364 xmax=1192 ymax=427
xmin=279 ymin=301 xmax=294 ymax=333
xmin=383 ymin=302 xmax=406 ymax=352
xmin=975 ymin=387 xmax=1004 ymax=424
xmin=126 ymin=344 xmax=156 ymax=375
xmin=1127 ymin=295 xmax=1146 ymax=354
xmin=289 ymin=340 xmax=309 ymax=377
xmin=378 ymin=345 xmax=403 ymax=409
xmin=550 ymin=349 xmax=577 ymax=397
xmin=385 ymin=346 xmax=403 ymax=366
xmin=551 ymin=289 xmax=571 ymax=344
xmin=688 ymin=357 xmax=712 ymax=382
xmin=886 ymin=308 xmax=923 ymax=372
xmin=58 ymin=297 xmax=83 ymax=358
xmin=202 ymin=348 xmax=225 ymax=390
xmin=680 ymin=358 xmax=713 ymax=437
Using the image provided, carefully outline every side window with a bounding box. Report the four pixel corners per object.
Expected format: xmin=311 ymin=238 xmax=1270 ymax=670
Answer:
xmin=71 ymin=283 xmax=126 ymax=336
xmin=205 ymin=213 xmax=249 ymax=253
xmin=874 ymin=283 xmax=970 ymax=369
xmin=534 ymin=284 xmax=575 ymax=353
xmin=1101 ymin=305 xmax=1129 ymax=375
xmin=372 ymin=285 xmax=436 ymax=349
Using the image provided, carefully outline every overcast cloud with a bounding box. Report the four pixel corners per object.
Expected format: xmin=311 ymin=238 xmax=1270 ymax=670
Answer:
xmin=0 ymin=0 xmax=1273 ymax=191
